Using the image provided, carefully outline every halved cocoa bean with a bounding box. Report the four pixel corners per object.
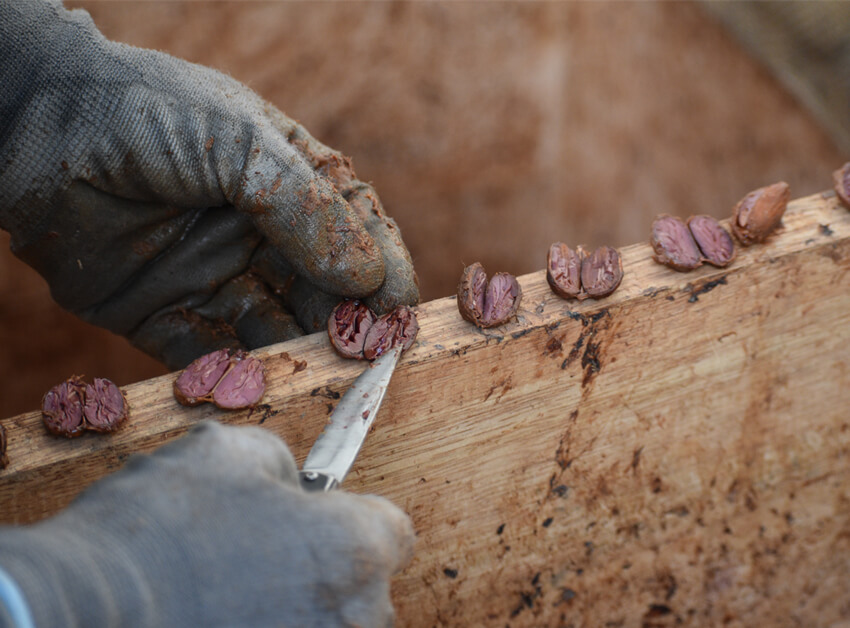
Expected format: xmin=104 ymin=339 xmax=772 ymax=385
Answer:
xmin=212 ymin=352 xmax=266 ymax=409
xmin=174 ymin=349 xmax=266 ymax=409
xmin=0 ymin=423 xmax=8 ymax=470
xmin=363 ymin=305 xmax=420 ymax=360
xmin=84 ymin=378 xmax=129 ymax=433
xmin=457 ymin=263 xmax=487 ymax=324
xmin=581 ymin=246 xmax=624 ymax=298
xmin=651 ymin=215 xmax=702 ymax=271
xmin=42 ymin=377 xmax=87 ymax=438
xmin=547 ymin=243 xmax=583 ymax=299
xmin=688 ymin=215 xmax=736 ymax=268
xmin=328 ymin=300 xmax=377 ymax=360
xmin=731 ymin=181 xmax=789 ymax=245
xmin=832 ymin=162 xmax=850 ymax=209
xmin=484 ymin=273 xmax=521 ymax=323
xmin=457 ymin=263 xmax=522 ymax=328
xmin=174 ymin=349 xmax=233 ymax=406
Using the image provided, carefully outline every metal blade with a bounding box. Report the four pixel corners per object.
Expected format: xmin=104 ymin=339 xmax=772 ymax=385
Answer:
xmin=299 ymin=345 xmax=402 ymax=491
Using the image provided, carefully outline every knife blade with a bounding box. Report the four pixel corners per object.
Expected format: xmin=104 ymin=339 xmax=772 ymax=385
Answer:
xmin=299 ymin=345 xmax=402 ymax=492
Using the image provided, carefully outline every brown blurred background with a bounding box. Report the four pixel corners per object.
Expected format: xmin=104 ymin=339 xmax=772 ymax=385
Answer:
xmin=1 ymin=1 xmax=846 ymax=418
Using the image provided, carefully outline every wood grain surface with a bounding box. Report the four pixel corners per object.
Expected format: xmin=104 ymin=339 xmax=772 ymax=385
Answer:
xmin=2 ymin=192 xmax=849 ymax=626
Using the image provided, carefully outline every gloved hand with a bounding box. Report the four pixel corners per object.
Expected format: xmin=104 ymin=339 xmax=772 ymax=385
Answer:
xmin=0 ymin=421 xmax=415 ymax=627
xmin=0 ymin=0 xmax=418 ymax=369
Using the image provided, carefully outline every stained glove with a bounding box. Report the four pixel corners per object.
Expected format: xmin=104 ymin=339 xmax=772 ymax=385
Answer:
xmin=0 ymin=421 xmax=414 ymax=627
xmin=0 ymin=0 xmax=418 ymax=369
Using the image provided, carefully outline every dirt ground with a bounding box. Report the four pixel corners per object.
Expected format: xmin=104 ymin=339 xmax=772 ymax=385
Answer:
xmin=0 ymin=1 xmax=845 ymax=418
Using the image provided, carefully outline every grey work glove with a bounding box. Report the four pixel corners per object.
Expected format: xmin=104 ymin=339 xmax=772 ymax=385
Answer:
xmin=0 ymin=421 xmax=415 ymax=627
xmin=0 ymin=0 xmax=418 ymax=369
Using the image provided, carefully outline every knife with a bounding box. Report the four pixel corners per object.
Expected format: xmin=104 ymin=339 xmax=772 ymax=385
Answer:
xmin=299 ymin=345 xmax=402 ymax=492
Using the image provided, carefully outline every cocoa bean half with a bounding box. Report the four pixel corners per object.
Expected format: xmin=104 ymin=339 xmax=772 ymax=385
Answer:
xmin=363 ymin=305 xmax=420 ymax=360
xmin=651 ymin=215 xmax=702 ymax=271
xmin=173 ymin=349 xmax=233 ymax=406
xmin=547 ymin=243 xmax=583 ymax=299
xmin=581 ymin=246 xmax=624 ymax=299
xmin=688 ymin=215 xmax=736 ymax=268
xmin=83 ymin=378 xmax=129 ymax=433
xmin=833 ymin=162 xmax=850 ymax=209
xmin=42 ymin=377 xmax=88 ymax=438
xmin=328 ymin=300 xmax=377 ymax=360
xmin=731 ymin=181 xmax=790 ymax=245
xmin=212 ymin=352 xmax=267 ymax=410
xmin=457 ymin=263 xmax=522 ymax=328
xmin=0 ymin=423 xmax=8 ymax=470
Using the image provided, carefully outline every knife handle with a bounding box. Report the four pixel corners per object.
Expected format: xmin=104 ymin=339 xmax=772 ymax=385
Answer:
xmin=299 ymin=471 xmax=338 ymax=493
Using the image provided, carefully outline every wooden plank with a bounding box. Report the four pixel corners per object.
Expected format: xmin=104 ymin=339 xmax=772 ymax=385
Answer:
xmin=1 ymin=191 xmax=849 ymax=626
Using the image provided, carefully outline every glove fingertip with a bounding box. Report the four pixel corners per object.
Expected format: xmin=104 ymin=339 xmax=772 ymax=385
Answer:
xmin=356 ymin=495 xmax=416 ymax=573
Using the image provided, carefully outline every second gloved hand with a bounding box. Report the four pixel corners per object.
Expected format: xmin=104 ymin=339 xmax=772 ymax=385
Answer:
xmin=0 ymin=1 xmax=418 ymax=369
xmin=0 ymin=421 xmax=415 ymax=627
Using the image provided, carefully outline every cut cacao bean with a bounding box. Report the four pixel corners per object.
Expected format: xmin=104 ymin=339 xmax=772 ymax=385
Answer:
xmin=731 ymin=181 xmax=789 ymax=245
xmin=212 ymin=352 xmax=267 ymax=409
xmin=0 ymin=423 xmax=8 ymax=470
xmin=363 ymin=305 xmax=420 ymax=360
xmin=43 ymin=376 xmax=129 ymax=437
xmin=688 ymin=215 xmax=736 ymax=267
xmin=457 ymin=263 xmax=487 ymax=324
xmin=174 ymin=349 xmax=266 ymax=409
xmin=83 ymin=378 xmax=129 ymax=433
xmin=651 ymin=215 xmax=702 ymax=271
xmin=832 ymin=162 xmax=850 ymax=209
xmin=42 ymin=377 xmax=87 ymax=438
xmin=581 ymin=246 xmax=624 ymax=298
xmin=328 ymin=300 xmax=377 ymax=360
xmin=173 ymin=349 xmax=233 ymax=406
xmin=457 ymin=263 xmax=522 ymax=328
xmin=547 ymin=243 xmax=583 ymax=299
xmin=328 ymin=301 xmax=420 ymax=360
xmin=547 ymin=244 xmax=624 ymax=300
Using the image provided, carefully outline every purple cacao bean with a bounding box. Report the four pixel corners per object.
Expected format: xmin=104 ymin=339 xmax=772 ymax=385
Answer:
xmin=581 ymin=246 xmax=624 ymax=298
xmin=731 ymin=181 xmax=789 ymax=245
xmin=833 ymin=162 xmax=850 ymax=210
xmin=688 ymin=215 xmax=736 ymax=267
xmin=42 ymin=377 xmax=87 ymax=438
xmin=212 ymin=352 xmax=266 ymax=409
xmin=83 ymin=378 xmax=129 ymax=433
xmin=174 ymin=349 xmax=266 ymax=409
xmin=0 ymin=423 xmax=8 ymax=470
xmin=174 ymin=349 xmax=233 ymax=406
xmin=363 ymin=306 xmax=420 ymax=360
xmin=547 ymin=243 xmax=584 ymax=299
xmin=457 ymin=263 xmax=522 ymax=328
xmin=651 ymin=215 xmax=702 ymax=271
xmin=457 ymin=263 xmax=487 ymax=324
xmin=328 ymin=300 xmax=377 ymax=360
